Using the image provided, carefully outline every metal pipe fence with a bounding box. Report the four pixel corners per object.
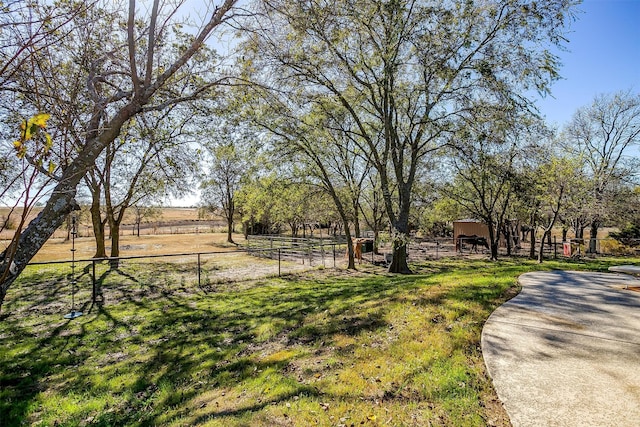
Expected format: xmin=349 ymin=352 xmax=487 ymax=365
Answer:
xmin=17 ymin=235 xmax=637 ymax=315
xmin=25 ymin=243 xmax=347 ymax=307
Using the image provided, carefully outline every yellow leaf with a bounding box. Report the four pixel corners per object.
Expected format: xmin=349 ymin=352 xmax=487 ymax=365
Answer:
xmin=13 ymin=140 xmax=22 ymax=149
xmin=31 ymin=113 xmax=50 ymax=128
xmin=44 ymin=133 xmax=53 ymax=150
xmin=367 ymin=414 xmax=377 ymax=421
xmin=48 ymin=161 xmax=56 ymax=174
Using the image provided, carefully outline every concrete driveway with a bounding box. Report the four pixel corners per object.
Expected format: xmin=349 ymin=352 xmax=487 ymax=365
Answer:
xmin=481 ymin=270 xmax=640 ymax=427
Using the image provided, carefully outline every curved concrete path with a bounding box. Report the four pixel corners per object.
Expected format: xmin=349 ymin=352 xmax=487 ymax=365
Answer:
xmin=482 ymin=270 xmax=640 ymax=427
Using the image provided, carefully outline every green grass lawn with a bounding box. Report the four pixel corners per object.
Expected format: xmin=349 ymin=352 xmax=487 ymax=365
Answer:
xmin=0 ymin=256 xmax=634 ymax=426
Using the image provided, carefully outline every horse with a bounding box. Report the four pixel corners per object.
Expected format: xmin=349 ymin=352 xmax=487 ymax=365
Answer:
xmin=456 ymin=234 xmax=489 ymax=253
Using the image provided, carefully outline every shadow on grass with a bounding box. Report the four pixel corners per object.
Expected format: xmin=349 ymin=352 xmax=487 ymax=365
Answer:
xmin=0 ymin=263 xmax=415 ymax=425
xmin=1 ymin=256 xmax=631 ymax=426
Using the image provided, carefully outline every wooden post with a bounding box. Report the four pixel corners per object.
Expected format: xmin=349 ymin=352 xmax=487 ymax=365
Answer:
xmin=333 ymin=244 xmax=336 ymax=268
xmin=197 ymin=253 xmax=201 ymax=286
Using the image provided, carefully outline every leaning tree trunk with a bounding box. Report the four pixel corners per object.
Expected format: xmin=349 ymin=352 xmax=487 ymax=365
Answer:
xmin=538 ymin=232 xmax=547 ymax=263
xmin=0 ymin=176 xmax=82 ymax=312
xmin=0 ymin=104 xmax=139 ymax=312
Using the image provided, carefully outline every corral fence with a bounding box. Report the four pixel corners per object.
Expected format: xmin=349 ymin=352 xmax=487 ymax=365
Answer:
xmin=243 ymin=235 xmax=640 ymax=264
xmin=244 ymin=235 xmax=348 ymax=265
xmin=400 ymin=236 xmax=640 ymax=259
xmin=18 ymin=235 xmax=637 ymax=315
xmin=25 ymin=244 xmax=347 ymax=307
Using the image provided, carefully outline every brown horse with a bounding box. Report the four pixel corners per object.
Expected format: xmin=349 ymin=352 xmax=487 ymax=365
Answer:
xmin=456 ymin=234 xmax=489 ymax=253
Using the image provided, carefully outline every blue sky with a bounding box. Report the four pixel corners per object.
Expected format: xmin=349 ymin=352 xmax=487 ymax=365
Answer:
xmin=535 ymin=0 xmax=640 ymax=128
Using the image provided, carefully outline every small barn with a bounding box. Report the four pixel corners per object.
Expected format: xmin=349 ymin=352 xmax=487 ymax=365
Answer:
xmin=453 ymin=219 xmax=490 ymax=241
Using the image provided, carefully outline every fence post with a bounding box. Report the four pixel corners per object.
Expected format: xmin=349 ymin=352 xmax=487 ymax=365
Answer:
xmin=554 ymin=236 xmax=557 ymax=259
xmin=92 ymin=259 xmax=96 ymax=303
xmin=197 ymin=253 xmax=201 ymax=286
xmin=333 ymin=244 xmax=336 ymax=268
xmin=278 ymin=248 xmax=281 ymax=276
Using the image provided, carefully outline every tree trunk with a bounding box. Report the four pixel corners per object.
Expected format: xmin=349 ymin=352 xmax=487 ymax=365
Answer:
xmin=110 ymin=222 xmax=120 ymax=258
xmin=529 ymin=228 xmax=536 ymax=259
xmin=538 ymin=231 xmax=547 ymax=263
xmin=388 ymin=216 xmax=412 ymax=273
xmin=243 ymin=221 xmax=249 ymax=239
xmin=352 ymin=199 xmax=361 ymax=239
xmin=110 ymin=221 xmax=121 ymax=269
xmin=373 ymin=229 xmax=380 ymax=254
xmin=90 ymin=195 xmax=107 ymax=258
xmin=504 ymin=224 xmax=512 ymax=256
xmin=388 ymin=240 xmax=410 ymax=273
xmin=487 ymin=221 xmax=499 ymax=261
xmin=227 ymin=218 xmax=234 ymax=244
xmin=588 ymin=220 xmax=599 ymax=253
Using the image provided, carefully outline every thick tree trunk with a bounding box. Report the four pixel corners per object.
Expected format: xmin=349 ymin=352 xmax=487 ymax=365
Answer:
xmin=388 ymin=215 xmax=412 ymax=274
xmin=110 ymin=222 xmax=120 ymax=258
xmin=388 ymin=241 xmax=410 ymax=273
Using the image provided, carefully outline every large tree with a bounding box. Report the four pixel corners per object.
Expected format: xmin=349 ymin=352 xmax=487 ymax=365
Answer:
xmin=240 ymin=0 xmax=578 ymax=272
xmin=564 ymin=90 xmax=640 ymax=250
xmin=0 ymin=0 xmax=239 ymax=312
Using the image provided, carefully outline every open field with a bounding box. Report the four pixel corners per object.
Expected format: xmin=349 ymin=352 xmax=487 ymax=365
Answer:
xmin=1 ymin=256 xmax=636 ymax=427
xmin=29 ymin=232 xmax=245 ymax=263
xmin=1 ymin=207 xmax=214 ymax=241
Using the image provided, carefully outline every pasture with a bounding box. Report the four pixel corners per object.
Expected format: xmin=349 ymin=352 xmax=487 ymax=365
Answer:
xmin=1 ymin=255 xmax=632 ymax=427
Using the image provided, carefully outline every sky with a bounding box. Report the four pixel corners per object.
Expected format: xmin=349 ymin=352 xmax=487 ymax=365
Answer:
xmin=534 ymin=0 xmax=640 ymax=128
xmin=177 ymin=0 xmax=640 ymax=207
